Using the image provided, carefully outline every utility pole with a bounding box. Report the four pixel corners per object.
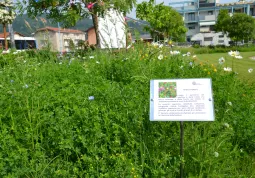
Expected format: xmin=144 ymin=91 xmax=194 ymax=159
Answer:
xmin=58 ymin=22 xmax=63 ymax=55
xmin=8 ymin=23 xmax=15 ymax=49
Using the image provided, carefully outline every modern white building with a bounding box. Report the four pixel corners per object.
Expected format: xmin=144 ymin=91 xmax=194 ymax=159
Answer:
xmin=169 ymin=0 xmax=255 ymax=46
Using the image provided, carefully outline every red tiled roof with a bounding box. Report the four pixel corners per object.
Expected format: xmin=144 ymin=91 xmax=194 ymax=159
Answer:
xmin=36 ymin=26 xmax=85 ymax=34
xmin=0 ymin=32 xmax=25 ymax=38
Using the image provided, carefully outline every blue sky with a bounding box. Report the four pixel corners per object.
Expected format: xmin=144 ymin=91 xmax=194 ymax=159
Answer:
xmin=128 ymin=0 xmax=239 ymax=18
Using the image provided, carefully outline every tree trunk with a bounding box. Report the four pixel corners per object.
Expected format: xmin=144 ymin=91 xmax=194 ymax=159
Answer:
xmin=3 ymin=23 xmax=8 ymax=50
xmin=92 ymin=13 xmax=100 ymax=48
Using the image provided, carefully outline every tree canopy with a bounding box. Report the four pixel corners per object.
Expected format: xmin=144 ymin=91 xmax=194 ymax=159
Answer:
xmin=17 ymin=0 xmax=136 ymax=27
xmin=0 ymin=0 xmax=16 ymax=25
xmin=214 ymin=9 xmax=230 ymax=34
xmin=18 ymin=0 xmax=136 ymax=46
xmin=136 ymin=1 xmax=187 ymax=41
xmin=215 ymin=10 xmax=255 ymax=43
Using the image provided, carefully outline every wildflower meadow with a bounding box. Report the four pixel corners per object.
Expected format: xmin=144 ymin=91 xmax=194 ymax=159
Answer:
xmin=0 ymin=43 xmax=255 ymax=177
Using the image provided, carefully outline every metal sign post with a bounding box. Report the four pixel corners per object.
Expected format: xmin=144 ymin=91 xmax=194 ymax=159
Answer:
xmin=150 ymin=78 xmax=215 ymax=177
xmin=180 ymin=121 xmax=184 ymax=178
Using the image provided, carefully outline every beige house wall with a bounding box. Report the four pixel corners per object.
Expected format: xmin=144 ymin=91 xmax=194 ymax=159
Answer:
xmin=62 ymin=33 xmax=85 ymax=52
xmin=34 ymin=31 xmax=57 ymax=51
xmin=34 ymin=30 xmax=85 ymax=52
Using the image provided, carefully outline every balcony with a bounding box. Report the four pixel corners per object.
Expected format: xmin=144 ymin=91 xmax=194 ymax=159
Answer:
xmin=184 ymin=16 xmax=199 ymax=23
xmin=199 ymin=15 xmax=215 ymax=21
xmin=199 ymin=3 xmax=215 ymax=8
xmin=174 ymin=6 xmax=197 ymax=12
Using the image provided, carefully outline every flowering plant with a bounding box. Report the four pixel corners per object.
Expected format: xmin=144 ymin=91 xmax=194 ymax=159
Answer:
xmin=0 ymin=0 xmax=16 ymax=24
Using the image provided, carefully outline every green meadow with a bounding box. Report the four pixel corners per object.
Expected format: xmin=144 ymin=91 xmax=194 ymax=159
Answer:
xmin=0 ymin=44 xmax=254 ymax=177
xmin=195 ymin=52 xmax=255 ymax=82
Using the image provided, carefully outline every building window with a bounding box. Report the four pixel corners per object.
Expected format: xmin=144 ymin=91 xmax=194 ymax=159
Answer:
xmin=188 ymin=13 xmax=195 ymax=21
xmin=208 ymin=11 xmax=213 ymax=15
xmin=218 ymin=40 xmax=224 ymax=43
xmin=209 ymin=25 xmax=215 ymax=31
xmin=187 ymin=36 xmax=191 ymax=42
xmin=188 ymin=26 xmax=195 ymax=30
xmin=64 ymin=39 xmax=69 ymax=47
xmin=75 ymin=39 xmax=79 ymax=46
xmin=219 ymin=35 xmax=224 ymax=38
xmin=204 ymin=37 xmax=213 ymax=41
xmin=250 ymin=8 xmax=254 ymax=16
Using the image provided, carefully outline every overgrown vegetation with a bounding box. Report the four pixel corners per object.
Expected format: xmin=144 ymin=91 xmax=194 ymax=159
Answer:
xmin=178 ymin=45 xmax=255 ymax=54
xmin=0 ymin=44 xmax=254 ymax=177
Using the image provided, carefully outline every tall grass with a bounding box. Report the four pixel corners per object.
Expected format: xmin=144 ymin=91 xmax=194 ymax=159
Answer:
xmin=0 ymin=45 xmax=254 ymax=177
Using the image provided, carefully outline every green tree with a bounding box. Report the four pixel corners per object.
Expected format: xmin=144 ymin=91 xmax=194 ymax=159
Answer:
xmin=215 ymin=10 xmax=255 ymax=44
xmin=228 ymin=13 xmax=255 ymax=43
xmin=215 ymin=9 xmax=230 ymax=34
xmin=18 ymin=0 xmax=136 ymax=46
xmin=136 ymin=1 xmax=187 ymax=42
xmin=0 ymin=0 xmax=16 ymax=50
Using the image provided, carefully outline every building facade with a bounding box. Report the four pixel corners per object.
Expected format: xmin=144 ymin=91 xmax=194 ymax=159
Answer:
xmin=169 ymin=0 xmax=255 ymax=46
xmin=0 ymin=32 xmax=36 ymax=50
xmin=34 ymin=27 xmax=85 ymax=52
xmin=85 ymin=27 xmax=97 ymax=45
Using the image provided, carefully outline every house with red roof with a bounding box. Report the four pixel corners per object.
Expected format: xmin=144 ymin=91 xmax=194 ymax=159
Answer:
xmin=34 ymin=26 xmax=85 ymax=52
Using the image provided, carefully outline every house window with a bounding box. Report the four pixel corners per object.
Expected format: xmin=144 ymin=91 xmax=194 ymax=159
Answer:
xmin=218 ymin=40 xmax=224 ymax=43
xmin=75 ymin=39 xmax=79 ymax=45
xmin=188 ymin=13 xmax=195 ymax=21
xmin=219 ymin=35 xmax=224 ymax=38
xmin=204 ymin=37 xmax=213 ymax=41
xmin=188 ymin=26 xmax=196 ymax=30
xmin=250 ymin=8 xmax=254 ymax=16
xmin=64 ymin=39 xmax=69 ymax=46
xmin=209 ymin=25 xmax=215 ymax=31
xmin=208 ymin=11 xmax=213 ymax=15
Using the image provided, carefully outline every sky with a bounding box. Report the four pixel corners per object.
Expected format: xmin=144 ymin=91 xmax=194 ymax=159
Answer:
xmin=128 ymin=0 xmax=239 ymax=18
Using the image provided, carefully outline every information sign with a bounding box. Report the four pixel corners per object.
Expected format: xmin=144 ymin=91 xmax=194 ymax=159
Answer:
xmin=150 ymin=78 xmax=215 ymax=121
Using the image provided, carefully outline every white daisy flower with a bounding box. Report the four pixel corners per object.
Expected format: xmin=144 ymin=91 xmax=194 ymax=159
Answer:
xmin=218 ymin=57 xmax=225 ymax=64
xmin=214 ymin=152 xmax=219 ymax=158
xmin=158 ymin=54 xmax=163 ymax=60
xmin=235 ymin=55 xmax=243 ymax=59
xmin=224 ymin=67 xmax=232 ymax=72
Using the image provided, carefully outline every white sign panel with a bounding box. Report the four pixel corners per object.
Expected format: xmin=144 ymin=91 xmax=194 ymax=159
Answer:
xmin=98 ymin=8 xmax=126 ymax=49
xmin=150 ymin=78 xmax=215 ymax=121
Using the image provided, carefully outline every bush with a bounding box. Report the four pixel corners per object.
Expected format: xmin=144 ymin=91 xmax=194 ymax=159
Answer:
xmin=177 ymin=45 xmax=255 ymax=54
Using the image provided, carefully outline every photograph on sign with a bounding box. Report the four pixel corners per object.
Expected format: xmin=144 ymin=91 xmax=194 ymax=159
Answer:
xmin=150 ymin=78 xmax=215 ymax=121
xmin=98 ymin=8 xmax=126 ymax=49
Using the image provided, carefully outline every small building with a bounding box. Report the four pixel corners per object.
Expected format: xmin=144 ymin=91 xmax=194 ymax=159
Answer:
xmin=0 ymin=32 xmax=36 ymax=49
xmin=34 ymin=26 xmax=85 ymax=52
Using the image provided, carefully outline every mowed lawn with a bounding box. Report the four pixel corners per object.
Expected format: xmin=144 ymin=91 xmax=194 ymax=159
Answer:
xmin=195 ymin=52 xmax=255 ymax=82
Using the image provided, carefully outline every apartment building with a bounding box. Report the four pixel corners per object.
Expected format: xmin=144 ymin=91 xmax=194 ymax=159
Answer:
xmin=169 ymin=0 xmax=255 ymax=46
xmin=34 ymin=27 xmax=85 ymax=52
